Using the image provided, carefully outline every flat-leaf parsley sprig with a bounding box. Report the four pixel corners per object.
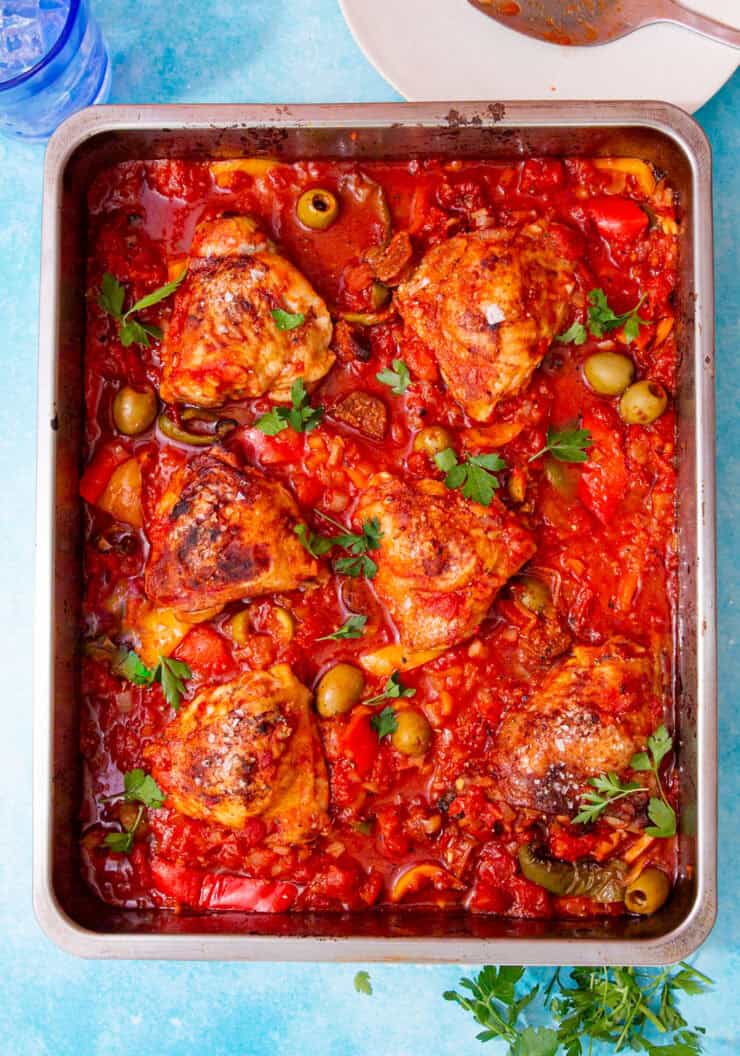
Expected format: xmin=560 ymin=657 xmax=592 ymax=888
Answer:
xmin=435 ymin=448 xmax=507 ymax=507
xmin=376 ymin=358 xmax=411 ymax=395
xmin=114 ymin=649 xmax=192 ymax=711
xmin=255 ymin=378 xmax=323 ymax=435
xmin=557 ymin=287 xmax=650 ymax=347
xmin=529 ymin=427 xmax=592 ymax=464
xmin=98 ymin=268 xmax=187 ymax=348
xmin=103 ymin=768 xmax=166 ymax=854
xmin=294 ymin=510 xmax=384 ymax=579
xmin=573 ymin=724 xmax=677 ymax=838
xmin=365 ymin=671 xmax=416 ymax=707
xmin=444 ymin=962 xmax=712 ymax=1055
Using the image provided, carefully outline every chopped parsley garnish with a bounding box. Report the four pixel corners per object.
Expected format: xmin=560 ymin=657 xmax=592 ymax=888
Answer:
xmin=529 ymin=426 xmax=592 ymax=464
xmin=272 ymin=307 xmax=306 ymax=331
xmin=114 ymin=649 xmax=192 ymax=711
xmin=317 ymin=614 xmax=368 ymax=641
xmin=370 ymin=705 xmax=398 ymax=738
xmin=376 ymin=358 xmax=411 ymax=395
xmin=434 ymin=447 xmax=506 ymax=506
xmin=254 ymin=378 xmax=323 ymax=435
xmin=574 ymin=725 xmax=676 ymax=837
xmin=557 ymin=288 xmax=649 ymax=347
xmin=354 ymin=970 xmax=373 ymax=995
xmin=365 ymin=671 xmax=415 ymax=707
xmin=103 ymin=768 xmax=165 ymax=855
xmin=295 ymin=512 xmax=383 ymax=579
xmin=97 ymin=268 xmax=187 ymax=348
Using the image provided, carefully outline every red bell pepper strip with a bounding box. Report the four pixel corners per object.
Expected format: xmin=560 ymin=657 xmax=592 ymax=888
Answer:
xmin=340 ymin=712 xmax=378 ymax=778
xmin=79 ymin=442 xmax=131 ymax=505
xmin=173 ymin=625 xmax=236 ymax=679
xmin=577 ymin=409 xmax=628 ymax=525
xmin=588 ymin=196 xmax=649 ymax=242
xmin=151 ymin=858 xmax=297 ymax=912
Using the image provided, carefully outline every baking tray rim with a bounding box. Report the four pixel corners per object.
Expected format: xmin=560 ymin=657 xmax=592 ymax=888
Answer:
xmin=33 ymin=100 xmax=717 ymax=963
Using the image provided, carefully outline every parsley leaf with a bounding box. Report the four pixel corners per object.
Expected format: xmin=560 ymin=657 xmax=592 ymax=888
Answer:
xmin=376 ymin=358 xmax=411 ymax=395
xmin=587 ymin=288 xmax=649 ymax=343
xmin=354 ymin=970 xmax=373 ymax=995
xmin=556 ymin=320 xmax=588 ymax=346
xmin=255 ymin=378 xmax=323 ymax=435
xmin=646 ymin=797 xmax=677 ymax=839
xmin=434 ymin=448 xmax=507 ymax=507
xmin=294 ymin=523 xmax=335 ymax=558
xmin=272 ymin=307 xmax=305 ymax=331
xmin=370 ymin=705 xmax=398 ymax=738
xmin=123 ymin=768 xmax=166 ymax=809
xmin=572 ymin=772 xmax=643 ymax=826
xmin=104 ymin=829 xmax=136 ymax=854
xmin=365 ymin=671 xmax=415 ymax=707
xmin=317 ymin=614 xmax=368 ymax=641
xmin=97 ymin=268 xmax=186 ymax=348
xmin=157 ymin=656 xmax=192 ymax=711
xmin=115 ymin=649 xmax=191 ymax=711
xmin=529 ymin=427 xmax=592 ymax=464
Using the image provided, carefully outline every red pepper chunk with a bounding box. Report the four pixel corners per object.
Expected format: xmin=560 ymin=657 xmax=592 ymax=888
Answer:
xmin=340 ymin=712 xmax=378 ymax=778
xmin=173 ymin=624 xmax=236 ymax=680
xmin=79 ymin=442 xmax=131 ymax=504
xmin=588 ymin=195 xmax=649 ymax=242
xmin=151 ymin=858 xmax=297 ymax=912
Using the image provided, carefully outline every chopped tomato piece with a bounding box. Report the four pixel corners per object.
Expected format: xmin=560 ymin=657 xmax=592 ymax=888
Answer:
xmin=578 ymin=408 xmax=628 ymax=524
xmin=151 ymin=858 xmax=297 ymax=912
xmin=588 ymin=196 xmax=648 ymax=241
xmin=173 ymin=625 xmax=236 ymax=679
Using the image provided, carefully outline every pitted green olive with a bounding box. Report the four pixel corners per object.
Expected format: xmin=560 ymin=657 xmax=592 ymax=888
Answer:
xmin=413 ymin=426 xmax=454 ymax=457
xmin=624 ymin=867 xmax=671 ymax=915
xmin=316 ymin=663 xmax=365 ymax=718
xmin=113 ymin=385 xmax=157 ymax=435
xmin=513 ymin=576 xmax=551 ymax=613
xmin=391 ymin=710 xmax=432 ymax=756
xmin=297 ymin=188 xmax=339 ymax=230
xmin=518 ymin=844 xmax=626 ymax=902
xmin=583 ymin=352 xmax=635 ymax=396
xmin=619 ymin=380 xmax=668 ymax=425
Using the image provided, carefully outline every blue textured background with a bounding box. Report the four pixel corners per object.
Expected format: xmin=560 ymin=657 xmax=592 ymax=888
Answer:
xmin=0 ymin=3 xmax=737 ymax=1052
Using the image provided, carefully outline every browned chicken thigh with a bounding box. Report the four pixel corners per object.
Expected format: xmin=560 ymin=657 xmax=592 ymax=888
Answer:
xmin=144 ymin=664 xmax=329 ymax=844
xmin=159 ymin=215 xmax=334 ymax=407
xmin=144 ymin=449 xmax=318 ymax=616
xmin=491 ymin=638 xmax=662 ymax=814
xmin=355 ymin=473 xmax=536 ymax=652
xmin=395 ymin=223 xmax=576 ymax=421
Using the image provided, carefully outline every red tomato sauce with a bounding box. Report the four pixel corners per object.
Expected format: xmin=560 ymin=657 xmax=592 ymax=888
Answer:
xmin=80 ymin=156 xmax=679 ymax=916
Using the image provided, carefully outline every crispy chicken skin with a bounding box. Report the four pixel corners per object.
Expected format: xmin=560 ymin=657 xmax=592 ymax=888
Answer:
xmin=159 ymin=216 xmax=334 ymax=407
xmin=144 ymin=664 xmax=329 ymax=843
xmin=144 ymin=448 xmax=318 ymax=615
xmin=355 ymin=473 xmax=536 ymax=652
xmin=395 ymin=223 xmax=575 ymax=421
xmin=492 ymin=638 xmax=661 ymax=814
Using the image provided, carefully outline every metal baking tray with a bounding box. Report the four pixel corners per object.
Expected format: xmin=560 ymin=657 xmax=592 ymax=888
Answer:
xmin=33 ymin=101 xmax=716 ymax=962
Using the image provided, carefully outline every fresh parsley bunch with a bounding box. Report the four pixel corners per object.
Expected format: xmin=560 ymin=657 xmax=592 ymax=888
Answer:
xmin=435 ymin=448 xmax=507 ymax=506
xmin=115 ymin=649 xmax=192 ymax=711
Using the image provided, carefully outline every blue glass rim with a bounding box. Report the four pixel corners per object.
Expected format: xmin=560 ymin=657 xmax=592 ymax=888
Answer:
xmin=0 ymin=0 xmax=81 ymax=92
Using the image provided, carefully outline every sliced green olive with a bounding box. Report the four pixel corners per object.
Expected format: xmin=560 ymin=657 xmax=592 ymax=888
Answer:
xmin=518 ymin=844 xmax=626 ymax=902
xmin=583 ymin=352 xmax=635 ymax=396
xmin=113 ymin=385 xmax=157 ymax=436
xmin=316 ymin=663 xmax=365 ymax=718
xmin=158 ymin=413 xmax=216 ymax=446
xmin=624 ymin=867 xmax=671 ymax=915
xmin=413 ymin=426 xmax=454 ymax=457
xmin=544 ymin=457 xmax=579 ymax=498
xmin=513 ymin=576 xmax=551 ymax=613
xmin=391 ymin=710 xmax=432 ymax=756
xmin=297 ymin=188 xmax=339 ymax=230
xmin=339 ymin=310 xmax=389 ymax=326
xmin=370 ymin=281 xmax=391 ymax=310
xmin=619 ymin=380 xmax=668 ymax=425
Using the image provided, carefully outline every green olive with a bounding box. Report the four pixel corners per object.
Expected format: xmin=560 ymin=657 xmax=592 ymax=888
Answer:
xmin=371 ymin=281 xmax=391 ymax=309
xmin=619 ymin=380 xmax=668 ymax=425
xmin=583 ymin=352 xmax=635 ymax=396
xmin=297 ymin=188 xmax=339 ymax=230
xmin=518 ymin=844 xmax=626 ymax=902
xmin=315 ymin=663 xmax=365 ymax=718
xmin=513 ymin=576 xmax=551 ymax=613
xmin=112 ymin=385 xmax=157 ymax=435
xmin=624 ymin=867 xmax=671 ymax=915
xmin=391 ymin=710 xmax=432 ymax=756
xmin=413 ymin=426 xmax=454 ymax=457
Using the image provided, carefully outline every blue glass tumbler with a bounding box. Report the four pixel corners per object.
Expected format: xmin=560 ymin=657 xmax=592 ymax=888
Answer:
xmin=0 ymin=0 xmax=110 ymax=140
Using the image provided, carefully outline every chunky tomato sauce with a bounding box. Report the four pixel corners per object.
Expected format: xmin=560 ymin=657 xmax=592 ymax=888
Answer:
xmin=80 ymin=154 xmax=679 ymax=917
